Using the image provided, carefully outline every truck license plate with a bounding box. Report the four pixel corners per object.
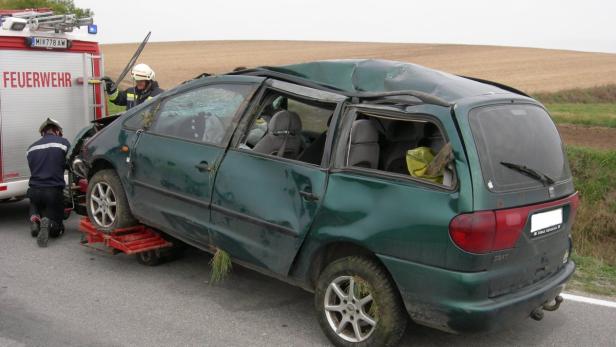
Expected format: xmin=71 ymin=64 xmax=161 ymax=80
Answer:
xmin=29 ymin=37 xmax=68 ymax=49
xmin=530 ymin=208 xmax=563 ymax=238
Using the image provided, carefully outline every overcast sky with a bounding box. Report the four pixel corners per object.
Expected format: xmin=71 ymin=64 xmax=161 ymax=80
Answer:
xmin=75 ymin=0 xmax=616 ymax=53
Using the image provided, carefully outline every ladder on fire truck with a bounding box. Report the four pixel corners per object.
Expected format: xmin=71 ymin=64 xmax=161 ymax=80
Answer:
xmin=10 ymin=9 xmax=93 ymax=33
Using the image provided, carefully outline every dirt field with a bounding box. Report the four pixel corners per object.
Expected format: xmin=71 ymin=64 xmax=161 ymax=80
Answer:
xmin=557 ymin=124 xmax=616 ymax=150
xmin=101 ymin=40 xmax=616 ymax=93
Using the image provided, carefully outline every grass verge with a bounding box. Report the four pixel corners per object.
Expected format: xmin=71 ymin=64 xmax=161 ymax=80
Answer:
xmin=568 ymin=253 xmax=616 ymax=297
xmin=534 ymin=84 xmax=616 ymax=103
xmin=545 ymin=103 xmax=616 ymax=128
xmin=567 ymin=146 xmax=616 ymax=298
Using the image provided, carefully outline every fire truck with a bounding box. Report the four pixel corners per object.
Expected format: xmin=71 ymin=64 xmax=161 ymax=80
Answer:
xmin=0 ymin=8 xmax=104 ymax=201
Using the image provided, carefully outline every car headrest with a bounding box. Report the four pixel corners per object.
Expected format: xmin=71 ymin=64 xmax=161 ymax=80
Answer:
xmin=350 ymin=119 xmax=379 ymax=144
xmin=269 ymin=110 xmax=302 ymax=136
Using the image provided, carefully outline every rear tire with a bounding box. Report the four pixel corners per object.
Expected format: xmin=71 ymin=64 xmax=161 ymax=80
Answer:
xmin=86 ymin=169 xmax=136 ymax=232
xmin=315 ymin=256 xmax=408 ymax=347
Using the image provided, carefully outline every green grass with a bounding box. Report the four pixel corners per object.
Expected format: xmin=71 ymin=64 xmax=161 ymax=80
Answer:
xmin=545 ymin=103 xmax=616 ymax=128
xmin=534 ymin=85 xmax=616 ymax=128
xmin=567 ymin=146 xmax=616 ymax=263
xmin=566 ymin=146 xmax=616 ymax=297
xmin=107 ymin=100 xmax=125 ymax=115
xmin=569 ymin=253 xmax=616 ymax=297
xmin=534 ymin=84 xmax=616 ymax=104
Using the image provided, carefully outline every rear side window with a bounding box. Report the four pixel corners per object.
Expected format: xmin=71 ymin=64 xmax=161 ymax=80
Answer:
xmin=469 ymin=104 xmax=571 ymax=192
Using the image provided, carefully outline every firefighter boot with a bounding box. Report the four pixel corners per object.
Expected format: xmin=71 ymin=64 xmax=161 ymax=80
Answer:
xmin=50 ymin=222 xmax=65 ymax=238
xmin=30 ymin=215 xmax=40 ymax=237
xmin=37 ymin=218 xmax=50 ymax=247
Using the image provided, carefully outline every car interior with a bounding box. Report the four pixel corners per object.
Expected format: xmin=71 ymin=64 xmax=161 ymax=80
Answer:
xmin=238 ymin=91 xmax=454 ymax=187
xmin=239 ymin=92 xmax=335 ymax=166
xmin=346 ymin=113 xmax=455 ymax=187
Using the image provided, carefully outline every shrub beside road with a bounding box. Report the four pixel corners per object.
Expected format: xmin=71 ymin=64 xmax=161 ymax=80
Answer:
xmin=537 ymin=86 xmax=616 ymax=297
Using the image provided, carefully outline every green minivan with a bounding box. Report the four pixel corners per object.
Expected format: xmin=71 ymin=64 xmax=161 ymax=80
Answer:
xmin=70 ymin=59 xmax=578 ymax=347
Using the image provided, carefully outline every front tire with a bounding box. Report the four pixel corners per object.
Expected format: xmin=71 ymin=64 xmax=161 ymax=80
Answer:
xmin=86 ymin=169 xmax=136 ymax=232
xmin=315 ymin=256 xmax=408 ymax=347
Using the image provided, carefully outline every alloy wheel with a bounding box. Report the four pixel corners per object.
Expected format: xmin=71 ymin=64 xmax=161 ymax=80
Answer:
xmin=90 ymin=182 xmax=117 ymax=228
xmin=323 ymin=275 xmax=377 ymax=343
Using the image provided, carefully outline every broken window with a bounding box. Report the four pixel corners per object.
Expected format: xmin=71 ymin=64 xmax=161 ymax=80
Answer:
xmin=345 ymin=113 xmax=455 ymax=187
xmin=238 ymin=91 xmax=336 ymax=166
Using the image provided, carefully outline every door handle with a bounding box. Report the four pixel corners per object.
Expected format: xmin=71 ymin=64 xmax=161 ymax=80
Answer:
xmin=299 ymin=190 xmax=319 ymax=201
xmin=195 ymin=161 xmax=213 ymax=172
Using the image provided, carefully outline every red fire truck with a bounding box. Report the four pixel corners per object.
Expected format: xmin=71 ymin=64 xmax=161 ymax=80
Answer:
xmin=0 ymin=8 xmax=104 ymax=200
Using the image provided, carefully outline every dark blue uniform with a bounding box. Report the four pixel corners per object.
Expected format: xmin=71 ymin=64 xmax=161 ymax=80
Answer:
xmin=26 ymin=134 xmax=71 ymax=230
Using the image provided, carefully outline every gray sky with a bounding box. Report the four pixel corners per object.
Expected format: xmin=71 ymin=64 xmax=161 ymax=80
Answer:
xmin=75 ymin=0 xmax=616 ymax=53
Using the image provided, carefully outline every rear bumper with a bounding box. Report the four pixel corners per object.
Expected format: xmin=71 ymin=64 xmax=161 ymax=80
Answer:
xmin=378 ymin=254 xmax=575 ymax=333
xmin=0 ymin=179 xmax=29 ymax=199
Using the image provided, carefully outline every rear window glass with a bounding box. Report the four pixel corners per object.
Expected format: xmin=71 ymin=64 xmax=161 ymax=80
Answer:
xmin=469 ymin=104 xmax=571 ymax=192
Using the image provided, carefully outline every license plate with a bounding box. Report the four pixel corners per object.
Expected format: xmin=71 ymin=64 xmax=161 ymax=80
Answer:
xmin=30 ymin=37 xmax=68 ymax=49
xmin=530 ymin=208 xmax=563 ymax=238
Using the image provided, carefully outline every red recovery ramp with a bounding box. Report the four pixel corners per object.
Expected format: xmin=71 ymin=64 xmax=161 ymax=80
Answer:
xmin=79 ymin=218 xmax=172 ymax=255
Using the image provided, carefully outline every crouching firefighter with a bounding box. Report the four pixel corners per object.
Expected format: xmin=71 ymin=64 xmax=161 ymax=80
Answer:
xmin=27 ymin=118 xmax=71 ymax=247
xmin=101 ymin=63 xmax=164 ymax=111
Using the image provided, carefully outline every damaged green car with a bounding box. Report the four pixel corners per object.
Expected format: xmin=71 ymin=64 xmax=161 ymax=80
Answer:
xmin=69 ymin=59 xmax=578 ymax=346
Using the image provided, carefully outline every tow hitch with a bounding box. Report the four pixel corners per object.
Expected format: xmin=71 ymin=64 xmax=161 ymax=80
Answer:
xmin=530 ymin=295 xmax=564 ymax=321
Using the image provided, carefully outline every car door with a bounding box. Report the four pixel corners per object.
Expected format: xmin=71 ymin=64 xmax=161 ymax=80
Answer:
xmin=210 ymin=79 xmax=348 ymax=275
xmin=129 ymin=80 xmax=261 ymax=247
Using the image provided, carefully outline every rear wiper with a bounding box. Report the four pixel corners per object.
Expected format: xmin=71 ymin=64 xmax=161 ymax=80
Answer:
xmin=500 ymin=161 xmax=555 ymax=186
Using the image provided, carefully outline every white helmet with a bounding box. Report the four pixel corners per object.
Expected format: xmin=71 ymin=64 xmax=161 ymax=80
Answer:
xmin=131 ymin=63 xmax=155 ymax=81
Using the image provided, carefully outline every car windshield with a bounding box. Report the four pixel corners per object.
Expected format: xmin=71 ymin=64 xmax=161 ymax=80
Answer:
xmin=469 ymin=104 xmax=571 ymax=192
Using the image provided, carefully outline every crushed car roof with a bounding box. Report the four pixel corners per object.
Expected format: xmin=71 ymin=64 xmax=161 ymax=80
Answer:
xmin=253 ymin=59 xmax=524 ymax=103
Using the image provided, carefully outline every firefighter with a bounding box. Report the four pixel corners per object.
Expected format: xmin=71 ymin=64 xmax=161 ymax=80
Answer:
xmin=101 ymin=63 xmax=164 ymax=111
xmin=27 ymin=118 xmax=71 ymax=247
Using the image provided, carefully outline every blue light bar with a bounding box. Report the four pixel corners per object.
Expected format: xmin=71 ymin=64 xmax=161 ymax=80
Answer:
xmin=87 ymin=24 xmax=97 ymax=34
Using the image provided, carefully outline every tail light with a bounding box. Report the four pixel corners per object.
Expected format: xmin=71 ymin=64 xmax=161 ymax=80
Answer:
xmin=449 ymin=192 xmax=579 ymax=254
xmin=449 ymin=211 xmax=497 ymax=253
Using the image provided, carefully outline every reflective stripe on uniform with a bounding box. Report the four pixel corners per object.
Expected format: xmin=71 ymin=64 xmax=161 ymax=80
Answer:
xmin=26 ymin=142 xmax=68 ymax=155
xmin=108 ymin=88 xmax=119 ymax=101
xmin=126 ymin=93 xmax=135 ymax=101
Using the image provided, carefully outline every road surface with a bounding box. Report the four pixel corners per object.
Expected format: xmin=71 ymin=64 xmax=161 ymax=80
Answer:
xmin=1 ymin=200 xmax=615 ymax=347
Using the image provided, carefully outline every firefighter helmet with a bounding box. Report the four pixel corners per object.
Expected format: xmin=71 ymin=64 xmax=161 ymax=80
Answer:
xmin=131 ymin=63 xmax=155 ymax=81
xmin=38 ymin=117 xmax=63 ymax=133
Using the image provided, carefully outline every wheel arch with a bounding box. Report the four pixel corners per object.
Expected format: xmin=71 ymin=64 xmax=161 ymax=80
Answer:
xmin=295 ymin=240 xmax=398 ymax=292
xmin=87 ymin=157 xmax=117 ymax=179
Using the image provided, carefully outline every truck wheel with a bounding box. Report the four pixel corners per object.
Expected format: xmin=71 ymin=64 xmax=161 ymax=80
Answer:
xmin=314 ymin=256 xmax=408 ymax=347
xmin=136 ymin=250 xmax=163 ymax=266
xmin=86 ymin=169 xmax=136 ymax=232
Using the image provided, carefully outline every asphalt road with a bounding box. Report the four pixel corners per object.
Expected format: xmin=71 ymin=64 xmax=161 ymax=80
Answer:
xmin=1 ymin=200 xmax=615 ymax=347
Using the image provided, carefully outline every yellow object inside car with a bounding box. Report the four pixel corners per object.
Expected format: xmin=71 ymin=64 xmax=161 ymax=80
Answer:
xmin=406 ymin=147 xmax=444 ymax=184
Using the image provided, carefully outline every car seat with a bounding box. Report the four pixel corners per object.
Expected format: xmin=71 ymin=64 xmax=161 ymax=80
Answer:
xmin=381 ymin=120 xmax=422 ymax=173
xmin=347 ymin=119 xmax=380 ymax=169
xmin=253 ymin=110 xmax=303 ymax=158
